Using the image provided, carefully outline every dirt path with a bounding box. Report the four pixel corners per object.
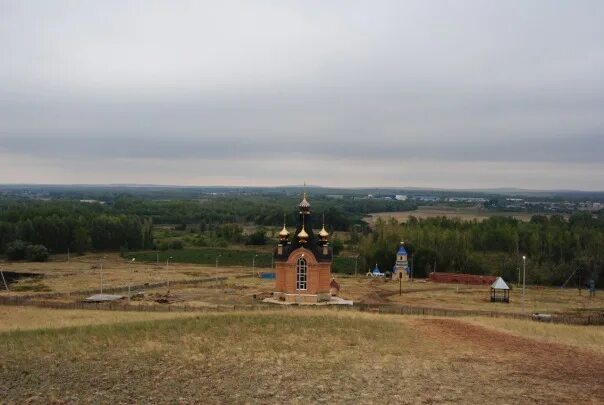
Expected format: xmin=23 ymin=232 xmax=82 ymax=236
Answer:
xmin=414 ymin=318 xmax=604 ymax=402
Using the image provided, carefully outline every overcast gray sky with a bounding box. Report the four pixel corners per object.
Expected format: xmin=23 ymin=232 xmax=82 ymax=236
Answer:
xmin=1 ymin=0 xmax=603 ymax=189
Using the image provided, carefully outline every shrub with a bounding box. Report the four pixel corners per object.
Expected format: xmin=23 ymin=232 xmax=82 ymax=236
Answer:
xmin=5 ymin=240 xmax=49 ymax=262
xmin=192 ymin=236 xmax=209 ymax=247
xmin=25 ymin=244 xmax=49 ymax=262
xmin=6 ymin=240 xmax=29 ymax=260
xmin=331 ymin=237 xmax=344 ymax=256
xmin=170 ymin=240 xmax=184 ymax=250
xmin=245 ymin=229 xmax=267 ymax=245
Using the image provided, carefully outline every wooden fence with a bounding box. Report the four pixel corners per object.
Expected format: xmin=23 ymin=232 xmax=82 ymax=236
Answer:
xmin=1 ymin=293 xmax=602 ymax=325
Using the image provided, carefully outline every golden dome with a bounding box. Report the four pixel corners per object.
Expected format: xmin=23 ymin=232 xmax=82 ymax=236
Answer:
xmin=279 ymin=225 xmax=290 ymax=237
xmin=297 ymin=226 xmax=309 ymax=242
xmin=299 ymin=196 xmax=310 ymax=209
xmin=319 ymin=225 xmax=329 ymax=238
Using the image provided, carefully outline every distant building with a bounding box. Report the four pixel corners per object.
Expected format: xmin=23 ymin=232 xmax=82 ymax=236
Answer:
xmin=413 ymin=195 xmax=440 ymax=202
xmin=79 ymin=199 xmax=105 ymax=205
xmin=447 ymin=197 xmax=488 ymax=203
xmin=395 ymin=195 xmax=407 ymax=201
xmin=273 ymin=192 xmax=332 ymax=303
xmin=394 ymin=242 xmax=409 ymax=278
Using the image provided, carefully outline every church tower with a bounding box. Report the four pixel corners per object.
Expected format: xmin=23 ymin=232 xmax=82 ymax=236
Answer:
xmin=395 ymin=241 xmax=409 ymax=279
xmin=273 ymin=190 xmax=333 ymax=303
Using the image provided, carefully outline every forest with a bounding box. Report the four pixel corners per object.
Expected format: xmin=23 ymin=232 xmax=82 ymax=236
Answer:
xmin=1 ymin=192 xmax=603 ymax=287
xmin=359 ymin=212 xmax=604 ymax=287
xmin=0 ymin=195 xmax=414 ymax=255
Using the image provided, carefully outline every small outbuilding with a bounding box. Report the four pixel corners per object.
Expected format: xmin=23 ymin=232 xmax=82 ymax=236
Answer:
xmin=371 ymin=264 xmax=384 ymax=277
xmin=490 ymin=277 xmax=510 ymax=303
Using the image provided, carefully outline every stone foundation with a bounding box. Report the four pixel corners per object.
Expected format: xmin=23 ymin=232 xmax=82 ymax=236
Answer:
xmin=272 ymin=291 xmax=331 ymax=304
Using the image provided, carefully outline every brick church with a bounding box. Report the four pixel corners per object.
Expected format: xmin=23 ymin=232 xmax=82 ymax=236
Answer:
xmin=273 ymin=191 xmax=332 ymax=303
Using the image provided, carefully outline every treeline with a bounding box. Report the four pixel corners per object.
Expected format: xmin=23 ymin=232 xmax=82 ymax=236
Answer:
xmin=0 ymin=200 xmax=154 ymax=254
xmin=359 ymin=212 xmax=604 ymax=287
xmin=0 ymin=195 xmax=414 ymax=256
xmin=110 ymin=195 xmax=415 ymax=231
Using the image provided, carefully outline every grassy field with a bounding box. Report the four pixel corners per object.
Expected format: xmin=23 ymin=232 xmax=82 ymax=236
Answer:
xmin=131 ymin=247 xmax=275 ymax=268
xmin=0 ymin=253 xmax=249 ymax=295
xmin=337 ymin=277 xmax=604 ymax=315
xmin=364 ymin=206 xmax=564 ymax=224
xmin=129 ymin=248 xmax=358 ymax=274
xmin=3 ymin=253 xmax=603 ymax=316
xmin=1 ymin=308 xmax=603 ymax=403
xmin=0 ymin=306 xmax=199 ymax=332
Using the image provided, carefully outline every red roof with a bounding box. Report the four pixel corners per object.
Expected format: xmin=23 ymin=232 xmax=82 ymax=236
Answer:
xmin=429 ymin=272 xmax=497 ymax=286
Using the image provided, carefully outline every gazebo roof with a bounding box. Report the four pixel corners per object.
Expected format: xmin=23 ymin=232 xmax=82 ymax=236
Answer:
xmin=491 ymin=277 xmax=510 ymax=290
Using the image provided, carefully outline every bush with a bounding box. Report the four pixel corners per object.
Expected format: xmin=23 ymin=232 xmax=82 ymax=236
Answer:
xmin=192 ymin=235 xmax=209 ymax=247
xmin=331 ymin=237 xmax=344 ymax=256
xmin=245 ymin=229 xmax=267 ymax=245
xmin=6 ymin=240 xmax=29 ymax=260
xmin=25 ymin=244 xmax=49 ymax=262
xmin=5 ymin=240 xmax=49 ymax=262
xmin=170 ymin=239 xmax=184 ymax=250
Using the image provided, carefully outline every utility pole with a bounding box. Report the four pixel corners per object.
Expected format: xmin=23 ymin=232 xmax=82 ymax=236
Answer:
xmin=215 ymin=254 xmax=221 ymax=288
xmin=128 ymin=258 xmax=135 ymax=303
xmin=252 ymin=254 xmax=258 ymax=281
xmin=522 ymin=255 xmax=527 ymax=315
xmin=67 ymin=248 xmax=70 ymax=263
xmin=166 ymin=256 xmax=172 ymax=289
xmin=355 ymin=255 xmax=360 ymax=278
xmin=411 ymin=255 xmax=414 ymax=282
xmin=100 ymin=256 xmax=106 ymax=294
xmin=399 ymin=271 xmax=402 ymax=295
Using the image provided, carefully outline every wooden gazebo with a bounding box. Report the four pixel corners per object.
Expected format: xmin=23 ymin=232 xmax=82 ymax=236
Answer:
xmin=490 ymin=277 xmax=510 ymax=303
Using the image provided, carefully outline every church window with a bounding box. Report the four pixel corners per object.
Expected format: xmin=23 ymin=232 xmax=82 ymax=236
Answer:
xmin=296 ymin=258 xmax=307 ymax=290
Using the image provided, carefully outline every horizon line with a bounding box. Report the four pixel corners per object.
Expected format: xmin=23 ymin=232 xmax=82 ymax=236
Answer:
xmin=1 ymin=182 xmax=603 ymax=194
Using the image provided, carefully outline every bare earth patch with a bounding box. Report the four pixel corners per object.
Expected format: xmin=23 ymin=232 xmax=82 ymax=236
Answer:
xmin=413 ymin=318 xmax=604 ymax=403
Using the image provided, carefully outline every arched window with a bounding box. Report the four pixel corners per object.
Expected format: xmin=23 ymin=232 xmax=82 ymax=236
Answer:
xmin=296 ymin=257 xmax=307 ymax=290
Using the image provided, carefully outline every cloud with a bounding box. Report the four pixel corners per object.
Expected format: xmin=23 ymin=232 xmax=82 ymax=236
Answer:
xmin=1 ymin=1 xmax=603 ymax=189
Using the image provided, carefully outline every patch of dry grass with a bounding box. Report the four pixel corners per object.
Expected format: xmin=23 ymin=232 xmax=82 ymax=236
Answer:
xmin=0 ymin=306 xmax=199 ymax=332
xmin=365 ymin=206 xmax=563 ymax=224
xmin=1 ymin=253 xmax=248 ymax=295
xmin=337 ymin=276 xmax=604 ymax=315
xmin=3 ymin=253 xmax=603 ymax=317
xmin=1 ymin=310 xmax=603 ymax=403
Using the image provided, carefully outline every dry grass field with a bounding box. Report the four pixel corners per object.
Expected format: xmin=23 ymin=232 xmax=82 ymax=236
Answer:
xmin=1 ymin=253 xmax=247 ymax=295
xmin=364 ymin=206 xmax=563 ymax=224
xmin=0 ymin=306 xmax=199 ymax=332
xmin=1 ymin=308 xmax=603 ymax=403
xmin=338 ymin=277 xmax=604 ymax=315
xmin=3 ymin=254 xmax=602 ymax=317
